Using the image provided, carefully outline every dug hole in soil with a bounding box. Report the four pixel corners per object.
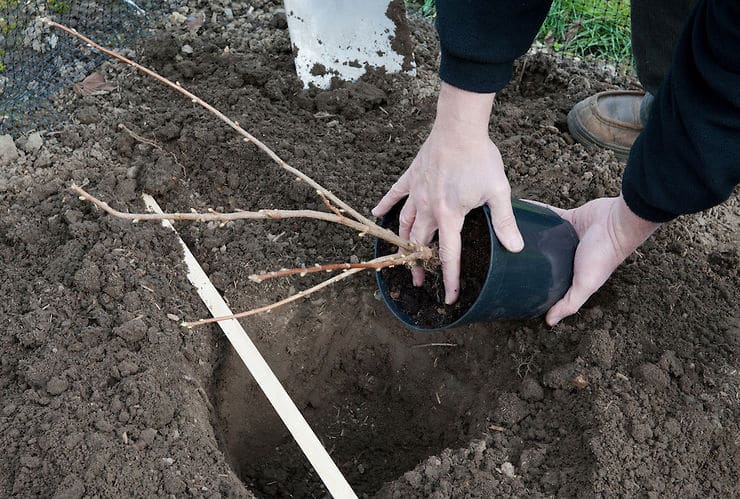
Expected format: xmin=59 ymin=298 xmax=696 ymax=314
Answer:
xmin=1 ymin=2 xmax=738 ymax=498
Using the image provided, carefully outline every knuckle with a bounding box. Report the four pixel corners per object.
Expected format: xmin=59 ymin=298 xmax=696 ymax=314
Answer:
xmin=399 ymin=212 xmax=414 ymax=225
xmin=492 ymin=183 xmax=511 ymax=198
xmin=434 ymin=204 xmax=454 ymax=220
xmin=438 ymin=245 xmax=457 ymax=264
xmin=494 ymin=213 xmax=517 ymax=230
xmin=390 ymin=182 xmax=405 ymax=194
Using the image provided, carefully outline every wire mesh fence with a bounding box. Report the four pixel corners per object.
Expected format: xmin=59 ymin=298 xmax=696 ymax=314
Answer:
xmin=0 ymin=0 xmax=161 ymax=134
xmin=2 ymin=0 xmax=633 ymax=134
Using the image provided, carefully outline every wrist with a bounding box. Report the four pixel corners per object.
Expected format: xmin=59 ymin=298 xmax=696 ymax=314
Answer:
xmin=432 ymin=82 xmax=494 ymax=141
xmin=613 ymin=194 xmax=661 ymax=253
xmin=617 ymin=194 xmax=661 ymax=232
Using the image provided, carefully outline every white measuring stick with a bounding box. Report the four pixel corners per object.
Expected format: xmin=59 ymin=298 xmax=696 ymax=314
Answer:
xmin=142 ymin=194 xmax=357 ymax=499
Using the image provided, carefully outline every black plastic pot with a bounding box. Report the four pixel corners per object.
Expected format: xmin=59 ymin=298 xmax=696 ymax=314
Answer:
xmin=374 ymin=199 xmax=579 ymax=331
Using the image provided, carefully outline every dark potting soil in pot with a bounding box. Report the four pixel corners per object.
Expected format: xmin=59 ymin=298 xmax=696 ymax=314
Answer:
xmin=377 ymin=208 xmax=491 ymax=328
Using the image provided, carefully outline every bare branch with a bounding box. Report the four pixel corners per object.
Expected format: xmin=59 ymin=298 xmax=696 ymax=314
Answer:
xmin=411 ymin=343 xmax=459 ymax=348
xmin=182 ymin=266 xmax=364 ymax=328
xmin=43 ymin=18 xmax=402 ymax=238
xmin=317 ymin=190 xmax=343 ymax=217
xmin=43 ymin=19 xmax=441 ymax=327
xmin=71 ymin=184 xmax=428 ymax=255
xmin=249 ymin=251 xmax=425 ymax=282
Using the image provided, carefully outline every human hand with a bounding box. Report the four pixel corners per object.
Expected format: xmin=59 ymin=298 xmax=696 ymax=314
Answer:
xmin=372 ymin=82 xmax=524 ymax=305
xmin=541 ymin=195 xmax=661 ymax=326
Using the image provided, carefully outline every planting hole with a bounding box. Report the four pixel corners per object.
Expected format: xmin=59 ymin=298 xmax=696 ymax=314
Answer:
xmin=210 ymin=283 xmax=517 ymax=497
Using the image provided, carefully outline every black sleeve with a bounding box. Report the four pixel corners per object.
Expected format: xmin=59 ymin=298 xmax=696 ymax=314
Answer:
xmin=435 ymin=0 xmax=552 ymax=93
xmin=622 ymin=0 xmax=740 ymax=222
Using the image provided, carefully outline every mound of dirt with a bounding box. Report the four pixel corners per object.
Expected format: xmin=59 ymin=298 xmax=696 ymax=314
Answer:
xmin=0 ymin=2 xmax=737 ymax=498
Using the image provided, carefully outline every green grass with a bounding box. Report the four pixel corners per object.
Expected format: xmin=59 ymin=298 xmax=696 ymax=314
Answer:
xmin=406 ymin=0 xmax=436 ymax=18
xmin=0 ymin=0 xmax=22 ymax=9
xmin=538 ymin=0 xmax=632 ymax=68
xmin=405 ymin=0 xmax=632 ymax=68
xmin=47 ymin=0 xmax=71 ymax=14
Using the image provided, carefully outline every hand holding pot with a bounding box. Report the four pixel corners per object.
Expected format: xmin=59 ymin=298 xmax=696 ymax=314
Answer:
xmin=541 ymin=195 xmax=661 ymax=326
xmin=372 ymin=82 xmax=524 ymax=305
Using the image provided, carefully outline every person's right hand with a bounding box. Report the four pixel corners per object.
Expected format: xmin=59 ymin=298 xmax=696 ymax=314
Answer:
xmin=372 ymin=82 xmax=524 ymax=305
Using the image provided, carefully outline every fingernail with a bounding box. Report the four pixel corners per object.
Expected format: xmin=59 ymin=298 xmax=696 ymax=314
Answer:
xmin=549 ymin=316 xmax=561 ymax=327
xmin=444 ymin=291 xmax=457 ymax=305
xmin=371 ymin=207 xmax=379 ymax=217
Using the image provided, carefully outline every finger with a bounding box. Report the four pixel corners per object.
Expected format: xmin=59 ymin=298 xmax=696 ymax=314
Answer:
xmin=409 ymin=213 xmax=437 ymax=287
xmin=437 ymin=217 xmax=464 ymax=304
xmin=545 ymin=280 xmax=596 ymax=326
xmin=397 ymin=200 xmax=417 ymax=242
xmin=411 ymin=266 xmax=426 ymax=288
xmin=487 ymin=189 xmax=524 ymax=253
xmin=372 ymin=173 xmax=410 ymax=217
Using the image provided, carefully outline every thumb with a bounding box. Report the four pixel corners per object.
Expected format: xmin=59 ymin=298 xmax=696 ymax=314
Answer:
xmin=486 ymin=193 xmax=524 ymax=253
xmin=545 ymin=280 xmax=594 ymax=326
xmin=520 ymin=198 xmax=571 ymax=221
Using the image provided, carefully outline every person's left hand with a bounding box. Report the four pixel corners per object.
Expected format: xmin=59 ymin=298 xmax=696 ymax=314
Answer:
xmin=539 ymin=195 xmax=661 ymax=326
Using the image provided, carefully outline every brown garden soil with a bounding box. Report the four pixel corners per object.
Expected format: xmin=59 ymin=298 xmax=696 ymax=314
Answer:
xmin=1 ymin=2 xmax=738 ymax=498
xmin=377 ymin=205 xmax=491 ymax=329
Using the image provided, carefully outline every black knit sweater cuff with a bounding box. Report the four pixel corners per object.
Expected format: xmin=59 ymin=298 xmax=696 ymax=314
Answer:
xmin=439 ymin=48 xmax=513 ymax=94
xmin=622 ymin=146 xmax=678 ymax=223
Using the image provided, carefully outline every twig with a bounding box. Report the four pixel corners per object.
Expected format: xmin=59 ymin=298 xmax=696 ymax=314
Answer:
xmin=249 ymin=251 xmax=425 ymax=282
xmin=43 ymin=18 xmax=409 ymax=248
xmin=410 ymin=342 xmax=459 ymax=348
xmin=71 ymin=184 xmax=431 ymax=257
xmin=46 ymin=19 xmax=440 ymax=327
xmin=118 ymin=123 xmax=185 ymax=174
xmin=317 ymin=191 xmax=343 ymax=217
xmin=182 ymin=266 xmax=365 ymax=328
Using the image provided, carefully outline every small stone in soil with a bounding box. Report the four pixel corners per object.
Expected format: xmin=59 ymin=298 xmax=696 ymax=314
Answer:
xmin=0 ymin=135 xmax=19 ymax=166
xmin=34 ymin=149 xmax=53 ymax=168
xmin=501 ymin=461 xmax=516 ymax=478
xmin=22 ymin=132 xmax=43 ymax=153
xmin=519 ymin=377 xmax=544 ymax=401
xmin=46 ymin=377 xmax=68 ymax=396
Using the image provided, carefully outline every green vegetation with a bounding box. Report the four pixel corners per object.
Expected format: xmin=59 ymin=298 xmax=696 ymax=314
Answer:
xmin=48 ymin=0 xmax=71 ymax=14
xmin=406 ymin=0 xmax=436 ymax=18
xmin=0 ymin=0 xmax=22 ymax=9
xmin=405 ymin=0 xmax=632 ymax=67
xmin=538 ymin=0 xmax=631 ymax=68
xmin=0 ymin=19 xmax=18 ymax=36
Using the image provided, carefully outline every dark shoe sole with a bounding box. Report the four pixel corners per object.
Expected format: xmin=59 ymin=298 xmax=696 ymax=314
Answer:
xmin=567 ymin=108 xmax=631 ymax=162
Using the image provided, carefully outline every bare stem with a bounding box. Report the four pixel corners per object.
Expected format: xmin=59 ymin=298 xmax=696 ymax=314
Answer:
xmin=43 ymin=18 xmax=409 ymax=246
xmin=249 ymin=251 xmax=425 ymax=282
xmin=182 ymin=267 xmax=365 ymax=328
xmin=317 ymin=191 xmax=343 ymax=217
xmin=45 ymin=19 xmax=439 ymax=325
xmin=71 ymin=184 xmax=430 ymax=257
